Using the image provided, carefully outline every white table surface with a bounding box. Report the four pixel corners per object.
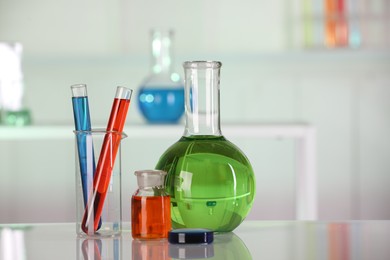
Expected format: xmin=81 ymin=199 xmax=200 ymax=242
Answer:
xmin=1 ymin=221 xmax=389 ymax=259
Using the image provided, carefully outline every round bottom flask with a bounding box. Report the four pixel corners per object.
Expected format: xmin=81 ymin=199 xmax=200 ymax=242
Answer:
xmin=138 ymin=29 xmax=184 ymax=124
xmin=138 ymin=84 xmax=184 ymax=123
xmin=156 ymin=61 xmax=256 ymax=232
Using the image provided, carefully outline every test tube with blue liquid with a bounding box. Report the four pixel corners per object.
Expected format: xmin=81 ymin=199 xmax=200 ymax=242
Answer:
xmin=70 ymin=86 xmax=106 ymax=234
xmin=71 ymin=84 xmax=95 ymax=208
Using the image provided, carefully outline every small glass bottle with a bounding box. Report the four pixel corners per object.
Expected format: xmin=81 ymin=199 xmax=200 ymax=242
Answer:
xmin=156 ymin=61 xmax=256 ymax=232
xmin=137 ymin=29 xmax=184 ymax=124
xmin=131 ymin=170 xmax=171 ymax=239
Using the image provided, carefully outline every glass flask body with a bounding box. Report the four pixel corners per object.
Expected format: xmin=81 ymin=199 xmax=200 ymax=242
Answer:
xmin=156 ymin=61 xmax=256 ymax=232
xmin=138 ymin=29 xmax=184 ymax=124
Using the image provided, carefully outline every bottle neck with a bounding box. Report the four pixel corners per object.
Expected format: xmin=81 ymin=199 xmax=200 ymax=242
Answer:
xmin=150 ymin=29 xmax=174 ymax=75
xmin=138 ymin=185 xmax=164 ymax=193
xmin=183 ymin=61 xmax=222 ymax=137
xmin=134 ymin=170 xmax=167 ymax=196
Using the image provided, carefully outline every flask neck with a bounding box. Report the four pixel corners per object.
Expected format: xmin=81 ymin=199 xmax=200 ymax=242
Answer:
xmin=183 ymin=61 xmax=222 ymax=137
xmin=150 ymin=29 xmax=174 ymax=75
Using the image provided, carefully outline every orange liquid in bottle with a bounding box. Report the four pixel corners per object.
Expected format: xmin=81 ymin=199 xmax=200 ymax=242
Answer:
xmin=131 ymin=195 xmax=171 ymax=239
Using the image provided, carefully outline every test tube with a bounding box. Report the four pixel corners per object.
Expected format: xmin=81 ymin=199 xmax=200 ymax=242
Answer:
xmin=71 ymin=84 xmax=94 ymax=207
xmin=82 ymin=86 xmax=132 ymax=233
xmin=72 ymin=84 xmax=103 ymax=231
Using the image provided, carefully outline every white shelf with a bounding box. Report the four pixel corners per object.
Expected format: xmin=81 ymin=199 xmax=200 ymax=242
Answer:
xmin=0 ymin=125 xmax=176 ymax=140
xmin=0 ymin=123 xmax=313 ymax=140
xmin=0 ymin=122 xmax=317 ymax=220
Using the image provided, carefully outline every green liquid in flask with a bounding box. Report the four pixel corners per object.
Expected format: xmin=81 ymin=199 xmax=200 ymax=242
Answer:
xmin=156 ymin=135 xmax=256 ymax=232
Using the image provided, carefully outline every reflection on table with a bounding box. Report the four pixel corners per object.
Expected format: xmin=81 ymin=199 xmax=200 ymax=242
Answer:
xmin=0 ymin=221 xmax=389 ymax=259
xmin=130 ymin=232 xmax=251 ymax=260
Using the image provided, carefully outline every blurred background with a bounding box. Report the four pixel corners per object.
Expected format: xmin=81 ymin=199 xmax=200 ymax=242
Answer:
xmin=0 ymin=0 xmax=389 ymax=223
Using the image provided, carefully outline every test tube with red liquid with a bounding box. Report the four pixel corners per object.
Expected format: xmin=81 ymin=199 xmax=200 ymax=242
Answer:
xmin=82 ymin=86 xmax=132 ymax=234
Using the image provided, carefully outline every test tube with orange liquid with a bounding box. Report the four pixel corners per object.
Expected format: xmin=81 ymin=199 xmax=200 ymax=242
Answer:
xmin=81 ymin=86 xmax=132 ymax=234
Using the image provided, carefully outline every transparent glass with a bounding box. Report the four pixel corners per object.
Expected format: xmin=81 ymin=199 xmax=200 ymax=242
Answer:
xmin=156 ymin=61 xmax=256 ymax=232
xmin=79 ymin=86 xmax=131 ymax=234
xmin=131 ymin=170 xmax=171 ymax=239
xmin=75 ymin=129 xmax=126 ymax=237
xmin=0 ymin=42 xmax=31 ymax=126
xmin=137 ymin=29 xmax=184 ymax=124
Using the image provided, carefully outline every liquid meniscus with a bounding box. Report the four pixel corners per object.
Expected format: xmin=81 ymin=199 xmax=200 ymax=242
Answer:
xmin=72 ymin=96 xmax=92 ymax=131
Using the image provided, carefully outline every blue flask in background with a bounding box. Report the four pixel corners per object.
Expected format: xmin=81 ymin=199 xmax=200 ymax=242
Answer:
xmin=138 ymin=29 xmax=184 ymax=124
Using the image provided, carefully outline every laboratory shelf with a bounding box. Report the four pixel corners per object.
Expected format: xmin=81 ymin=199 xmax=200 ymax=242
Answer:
xmin=0 ymin=122 xmax=317 ymax=220
xmin=0 ymin=123 xmax=314 ymax=140
xmin=0 ymin=125 xmax=180 ymax=140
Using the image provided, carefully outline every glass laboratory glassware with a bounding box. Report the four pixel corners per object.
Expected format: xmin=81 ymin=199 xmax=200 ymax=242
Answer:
xmin=71 ymin=84 xmax=93 ymax=209
xmin=137 ymin=29 xmax=184 ymax=124
xmin=156 ymin=61 xmax=256 ymax=232
xmin=131 ymin=170 xmax=171 ymax=239
xmin=0 ymin=42 xmax=31 ymax=126
xmin=80 ymin=86 xmax=132 ymax=235
xmin=75 ymin=129 xmax=126 ymax=237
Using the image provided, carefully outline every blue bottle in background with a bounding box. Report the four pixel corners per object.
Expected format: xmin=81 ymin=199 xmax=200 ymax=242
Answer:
xmin=138 ymin=29 xmax=184 ymax=124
